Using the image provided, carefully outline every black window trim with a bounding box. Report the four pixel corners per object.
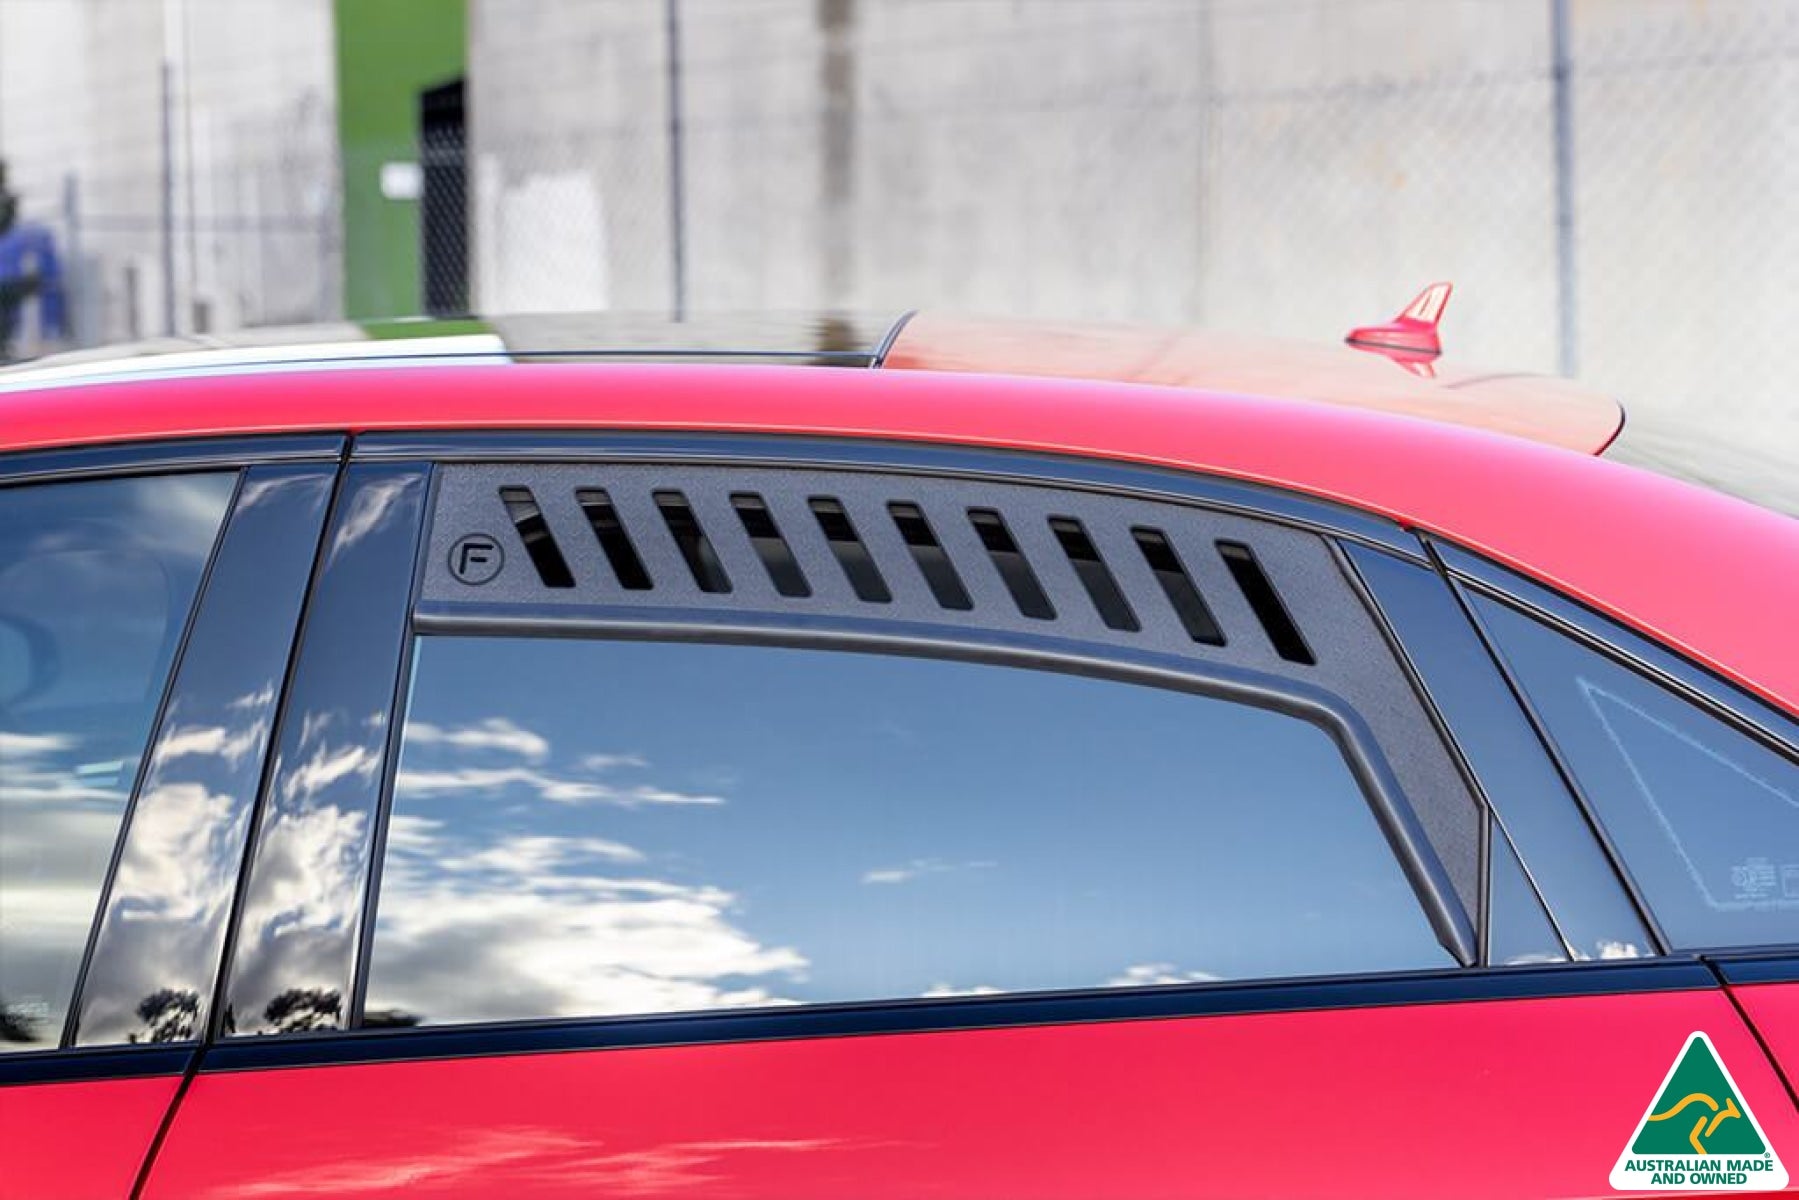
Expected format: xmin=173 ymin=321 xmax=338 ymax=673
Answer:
xmin=345 ymin=464 xmax=443 ymax=1037
xmin=1434 ymin=539 xmax=1799 ymax=960
xmin=215 ymin=461 xmax=434 ymax=1041
xmin=202 ymin=957 xmax=1717 ymax=1077
xmin=2 ymin=953 xmax=1721 ymax=1086
xmin=0 ymin=433 xmax=346 ymax=487
xmin=64 ymin=461 xmax=344 ymax=1053
xmin=0 ymin=1045 xmax=197 ymax=1087
xmin=1432 ymin=539 xmax=1799 ymax=760
xmin=1710 ymin=952 xmax=1799 ymax=986
xmin=349 ymin=430 xmax=1425 ymax=562
xmin=1333 ymin=542 xmax=1505 ymax=957
xmin=1342 ymin=541 xmax=1661 ymax=963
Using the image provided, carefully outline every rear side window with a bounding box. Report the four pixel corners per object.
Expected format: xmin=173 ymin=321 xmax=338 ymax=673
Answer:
xmin=1477 ymin=597 xmax=1799 ymax=950
xmin=360 ymin=635 xmax=1453 ymax=1029
xmin=0 ymin=472 xmax=235 ymax=1050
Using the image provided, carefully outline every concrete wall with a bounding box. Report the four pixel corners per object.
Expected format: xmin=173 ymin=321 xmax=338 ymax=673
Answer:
xmin=470 ymin=0 xmax=674 ymax=314
xmin=469 ymin=0 xmax=1797 ymax=504
xmin=0 ymin=0 xmax=339 ymax=348
xmin=4 ymin=1 xmax=1791 ymax=503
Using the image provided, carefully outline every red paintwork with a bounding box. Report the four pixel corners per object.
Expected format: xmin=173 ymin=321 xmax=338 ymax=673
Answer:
xmin=141 ymin=990 xmax=1796 ymax=1199
xmin=1 ymin=364 xmax=1791 ymax=715
xmin=1733 ymin=983 xmax=1799 ymax=1097
xmin=9 ymin=358 xmax=1795 ymax=1194
xmin=0 ymin=1075 xmax=182 ymax=1199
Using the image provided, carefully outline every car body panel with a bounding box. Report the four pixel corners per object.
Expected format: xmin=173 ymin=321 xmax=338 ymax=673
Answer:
xmin=0 ymin=363 xmax=1791 ymax=716
xmin=140 ymin=988 xmax=1794 ymax=1199
xmin=4 ymin=346 xmax=1795 ymax=1196
xmin=1731 ymin=983 xmax=1799 ymax=1098
xmin=0 ymin=1074 xmax=182 ymax=1200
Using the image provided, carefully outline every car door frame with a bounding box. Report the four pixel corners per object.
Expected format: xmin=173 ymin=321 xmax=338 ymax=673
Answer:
xmin=202 ymin=430 xmax=1724 ymax=1061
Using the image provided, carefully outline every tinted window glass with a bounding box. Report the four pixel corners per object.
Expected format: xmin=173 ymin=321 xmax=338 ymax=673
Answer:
xmin=0 ymin=472 xmax=235 ymax=1050
xmin=1487 ymin=820 xmax=1568 ymax=966
xmin=1478 ymin=597 xmax=1799 ymax=950
xmin=363 ymin=636 xmax=1452 ymax=1028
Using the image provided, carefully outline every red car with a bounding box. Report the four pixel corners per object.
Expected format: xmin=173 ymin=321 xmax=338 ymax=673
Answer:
xmin=1 ymin=300 xmax=1795 ymax=1198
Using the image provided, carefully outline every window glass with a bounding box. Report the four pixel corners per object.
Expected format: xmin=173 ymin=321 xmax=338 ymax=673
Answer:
xmin=363 ymin=636 xmax=1452 ymax=1028
xmin=0 ymin=472 xmax=236 ymax=1051
xmin=1487 ymin=820 xmax=1568 ymax=966
xmin=1478 ymin=597 xmax=1799 ymax=950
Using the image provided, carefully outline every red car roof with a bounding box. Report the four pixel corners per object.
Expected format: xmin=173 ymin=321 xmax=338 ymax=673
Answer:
xmin=3 ymin=363 xmax=1793 ymax=714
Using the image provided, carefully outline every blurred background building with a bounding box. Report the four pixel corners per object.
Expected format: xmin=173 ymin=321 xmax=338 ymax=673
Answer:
xmin=0 ymin=0 xmax=1792 ymax=495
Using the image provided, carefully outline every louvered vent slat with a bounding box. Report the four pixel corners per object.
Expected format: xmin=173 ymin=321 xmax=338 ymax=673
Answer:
xmin=732 ymin=493 xmax=812 ymax=598
xmin=433 ymin=465 xmax=1324 ymax=675
xmin=498 ymin=485 xmax=575 ymax=588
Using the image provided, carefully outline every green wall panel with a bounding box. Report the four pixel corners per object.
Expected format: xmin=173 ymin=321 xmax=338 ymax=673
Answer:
xmin=335 ymin=0 xmax=467 ymax=320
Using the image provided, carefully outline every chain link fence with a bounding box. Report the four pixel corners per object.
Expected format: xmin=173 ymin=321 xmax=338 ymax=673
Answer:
xmin=3 ymin=0 xmax=1792 ymax=508
xmin=466 ymin=0 xmax=1796 ymax=508
xmin=32 ymin=157 xmax=339 ymax=349
xmin=0 ymin=0 xmax=339 ymax=357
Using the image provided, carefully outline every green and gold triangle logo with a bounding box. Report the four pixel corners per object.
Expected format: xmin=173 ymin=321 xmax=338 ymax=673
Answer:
xmin=1611 ymin=1032 xmax=1787 ymax=1191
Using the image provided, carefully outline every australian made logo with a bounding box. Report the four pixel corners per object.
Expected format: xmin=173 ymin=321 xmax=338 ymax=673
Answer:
xmin=1611 ymin=1032 xmax=1788 ymax=1191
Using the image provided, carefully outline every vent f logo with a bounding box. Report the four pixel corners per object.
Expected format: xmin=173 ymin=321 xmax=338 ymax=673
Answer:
xmin=449 ymin=534 xmax=504 ymax=585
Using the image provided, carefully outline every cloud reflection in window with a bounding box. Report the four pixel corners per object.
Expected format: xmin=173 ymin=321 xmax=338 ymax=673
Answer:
xmin=370 ymin=803 xmax=808 ymax=1025
xmin=0 ymin=471 xmax=234 ymax=1050
xmin=363 ymin=636 xmax=1459 ymax=1029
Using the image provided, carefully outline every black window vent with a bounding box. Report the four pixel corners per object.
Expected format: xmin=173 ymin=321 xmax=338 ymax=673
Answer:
xmin=655 ymin=489 xmax=732 ymax=594
xmin=1132 ymin=526 xmax=1223 ymax=645
xmin=810 ymin=497 xmax=891 ymax=603
xmin=888 ymin=501 xmax=972 ymax=611
xmin=1218 ymin=539 xmax=1314 ymax=665
xmin=435 ymin=468 xmax=1331 ymax=674
xmin=734 ymin=493 xmax=811 ymax=598
xmin=1050 ymin=516 xmax=1138 ymax=632
xmin=969 ymin=507 xmax=1055 ymax=620
xmin=498 ymin=485 xmax=574 ymax=588
xmin=576 ymin=487 xmax=652 ymax=590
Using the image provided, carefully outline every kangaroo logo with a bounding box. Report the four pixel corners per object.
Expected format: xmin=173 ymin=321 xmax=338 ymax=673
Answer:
xmin=1647 ymin=1090 xmax=1744 ymax=1156
xmin=1611 ymin=1032 xmax=1786 ymax=1191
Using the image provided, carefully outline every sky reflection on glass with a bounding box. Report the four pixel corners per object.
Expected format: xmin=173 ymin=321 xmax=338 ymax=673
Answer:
xmin=72 ymin=467 xmax=334 ymax=1046
xmin=0 ymin=472 xmax=234 ymax=1050
xmin=364 ymin=637 xmax=1450 ymax=1028
xmin=223 ymin=466 xmax=426 ymax=1037
xmin=1478 ymin=596 xmax=1799 ymax=951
